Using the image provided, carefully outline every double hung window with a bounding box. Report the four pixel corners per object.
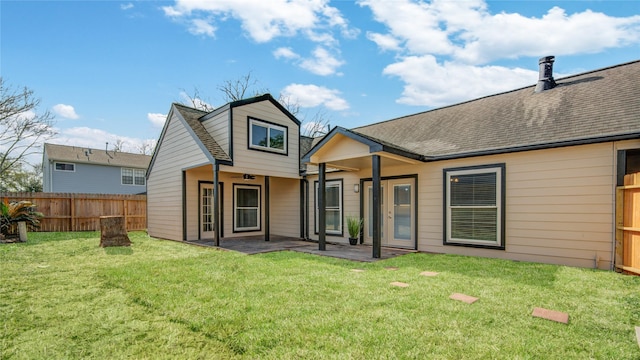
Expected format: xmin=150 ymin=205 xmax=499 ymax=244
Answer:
xmin=444 ymin=164 xmax=504 ymax=248
xmin=234 ymin=185 xmax=260 ymax=232
xmin=315 ymin=180 xmax=343 ymax=235
xmin=122 ymin=168 xmax=146 ymax=186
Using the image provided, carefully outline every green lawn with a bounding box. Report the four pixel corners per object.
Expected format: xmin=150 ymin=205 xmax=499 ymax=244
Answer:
xmin=1 ymin=232 xmax=639 ymax=359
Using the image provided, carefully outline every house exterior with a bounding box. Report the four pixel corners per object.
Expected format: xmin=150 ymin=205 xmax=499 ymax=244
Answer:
xmin=43 ymin=143 xmax=151 ymax=195
xmin=147 ymin=58 xmax=640 ymax=270
xmin=146 ymin=95 xmax=302 ymax=243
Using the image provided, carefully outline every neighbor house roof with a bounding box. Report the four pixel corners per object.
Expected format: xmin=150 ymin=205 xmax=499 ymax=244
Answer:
xmin=349 ymin=59 xmax=640 ymax=160
xmin=44 ymin=143 xmax=151 ymax=168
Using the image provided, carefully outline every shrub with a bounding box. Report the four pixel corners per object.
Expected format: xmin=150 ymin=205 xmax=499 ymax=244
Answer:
xmin=0 ymin=199 xmax=44 ymax=236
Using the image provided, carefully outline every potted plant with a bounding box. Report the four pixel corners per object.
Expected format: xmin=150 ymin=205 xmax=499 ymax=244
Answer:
xmin=346 ymin=215 xmax=362 ymax=245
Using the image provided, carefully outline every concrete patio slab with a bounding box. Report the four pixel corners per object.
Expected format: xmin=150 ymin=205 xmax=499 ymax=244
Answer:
xmin=188 ymin=236 xmax=415 ymax=262
xmin=532 ymin=307 xmax=569 ymax=324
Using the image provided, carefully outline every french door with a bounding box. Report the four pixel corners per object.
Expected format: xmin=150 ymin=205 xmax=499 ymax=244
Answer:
xmin=364 ymin=178 xmax=415 ymax=248
xmin=200 ymin=183 xmax=215 ymax=239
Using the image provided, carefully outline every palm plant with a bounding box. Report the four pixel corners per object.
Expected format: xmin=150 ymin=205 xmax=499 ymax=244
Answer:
xmin=0 ymin=199 xmax=44 ymax=236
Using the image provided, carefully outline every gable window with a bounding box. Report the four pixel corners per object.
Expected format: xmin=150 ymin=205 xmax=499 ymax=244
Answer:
xmin=54 ymin=162 xmax=75 ymax=172
xmin=234 ymin=185 xmax=261 ymax=232
xmin=444 ymin=164 xmax=505 ymax=249
xmin=122 ymin=168 xmax=146 ymax=186
xmin=314 ymin=179 xmax=343 ymax=235
xmin=249 ymin=117 xmax=287 ymax=154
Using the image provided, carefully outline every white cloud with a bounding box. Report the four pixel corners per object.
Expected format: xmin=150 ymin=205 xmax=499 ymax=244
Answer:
xmin=360 ymin=0 xmax=640 ymax=65
xmin=52 ymin=104 xmax=80 ymax=120
xmin=357 ymin=0 xmax=640 ymax=107
xmin=299 ymin=47 xmax=344 ymax=76
xmin=51 ymin=127 xmax=156 ymax=155
xmin=273 ymin=47 xmax=300 ymax=60
xmin=189 ymin=18 xmax=216 ymax=37
xmin=147 ymin=113 xmax=167 ymax=128
xmin=275 ymin=46 xmax=344 ymax=76
xmin=366 ymin=32 xmax=401 ymax=52
xmin=179 ymin=91 xmax=213 ymax=111
xmin=281 ymin=84 xmax=349 ymax=111
xmin=120 ymin=3 xmax=134 ymax=11
xmin=163 ymin=0 xmax=354 ymax=44
xmin=383 ymin=55 xmax=537 ymax=107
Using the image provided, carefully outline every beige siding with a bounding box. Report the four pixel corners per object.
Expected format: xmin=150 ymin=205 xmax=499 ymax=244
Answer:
xmin=201 ymin=110 xmax=230 ymax=156
xmin=269 ymin=178 xmax=301 ymax=238
xmin=223 ymin=101 xmax=300 ymax=178
xmin=306 ymin=171 xmax=363 ymax=244
xmin=306 ymin=140 xmax=640 ymax=269
xmin=147 ymin=111 xmax=211 ymax=241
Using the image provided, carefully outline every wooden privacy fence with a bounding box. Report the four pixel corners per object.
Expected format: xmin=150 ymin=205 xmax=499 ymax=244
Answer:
xmin=616 ymin=173 xmax=640 ymax=275
xmin=0 ymin=192 xmax=146 ymax=232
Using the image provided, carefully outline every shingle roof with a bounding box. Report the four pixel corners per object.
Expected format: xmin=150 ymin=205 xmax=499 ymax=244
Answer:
xmin=44 ymin=143 xmax=151 ymax=168
xmin=172 ymin=103 xmax=232 ymax=163
xmin=354 ymin=60 xmax=640 ymax=159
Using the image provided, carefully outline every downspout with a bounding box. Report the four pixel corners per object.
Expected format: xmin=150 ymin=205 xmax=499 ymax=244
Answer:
xmin=265 ymin=176 xmax=270 ymax=242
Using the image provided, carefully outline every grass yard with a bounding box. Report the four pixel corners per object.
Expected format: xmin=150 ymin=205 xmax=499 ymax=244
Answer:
xmin=1 ymin=232 xmax=639 ymax=359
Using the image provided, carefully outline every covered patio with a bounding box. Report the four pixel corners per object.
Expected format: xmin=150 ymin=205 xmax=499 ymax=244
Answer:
xmin=188 ymin=235 xmax=415 ymax=262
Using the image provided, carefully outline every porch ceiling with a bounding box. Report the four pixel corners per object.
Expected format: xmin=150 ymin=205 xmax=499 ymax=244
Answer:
xmin=304 ymin=130 xmax=422 ymax=172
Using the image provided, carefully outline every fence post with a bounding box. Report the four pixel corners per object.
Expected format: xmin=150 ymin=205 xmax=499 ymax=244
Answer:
xmin=123 ymin=199 xmax=129 ymax=231
xmin=70 ymin=193 xmax=75 ymax=232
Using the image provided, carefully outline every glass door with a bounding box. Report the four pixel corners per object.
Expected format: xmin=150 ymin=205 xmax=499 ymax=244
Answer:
xmin=200 ymin=183 xmax=215 ymax=239
xmin=363 ymin=178 xmax=415 ymax=248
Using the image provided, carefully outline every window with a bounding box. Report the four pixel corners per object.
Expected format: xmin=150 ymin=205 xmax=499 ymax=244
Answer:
xmin=234 ymin=185 xmax=260 ymax=232
xmin=444 ymin=164 xmax=505 ymax=249
xmin=122 ymin=168 xmax=146 ymax=186
xmin=249 ymin=117 xmax=287 ymax=154
xmin=54 ymin=162 xmax=75 ymax=172
xmin=315 ymin=180 xmax=343 ymax=235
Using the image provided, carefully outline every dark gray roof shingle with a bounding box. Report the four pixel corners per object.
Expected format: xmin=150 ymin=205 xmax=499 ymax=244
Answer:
xmin=44 ymin=143 xmax=151 ymax=168
xmin=173 ymin=103 xmax=232 ymax=163
xmin=354 ymin=60 xmax=640 ymax=158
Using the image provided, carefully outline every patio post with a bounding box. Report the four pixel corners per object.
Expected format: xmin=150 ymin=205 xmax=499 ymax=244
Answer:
xmin=318 ymin=162 xmax=326 ymax=251
xmin=265 ymin=176 xmax=270 ymax=241
xmin=213 ymin=161 xmax=220 ymax=247
xmin=372 ymin=155 xmax=381 ymax=258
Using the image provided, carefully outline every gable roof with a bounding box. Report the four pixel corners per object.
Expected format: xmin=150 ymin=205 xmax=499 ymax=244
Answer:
xmin=44 ymin=143 xmax=151 ymax=168
xmin=200 ymin=93 xmax=301 ymax=126
xmin=350 ymin=59 xmax=640 ymax=160
xmin=172 ymin=103 xmax=232 ymax=163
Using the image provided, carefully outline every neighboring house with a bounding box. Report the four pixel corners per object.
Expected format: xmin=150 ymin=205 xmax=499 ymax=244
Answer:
xmin=147 ymin=58 xmax=640 ymax=270
xmin=43 ymin=143 xmax=152 ymax=194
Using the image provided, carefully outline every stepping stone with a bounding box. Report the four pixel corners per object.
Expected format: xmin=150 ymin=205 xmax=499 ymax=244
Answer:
xmin=351 ymin=269 xmax=365 ymax=272
xmin=532 ymin=307 xmax=569 ymax=324
xmin=390 ymin=281 xmax=409 ymax=287
xmin=420 ymin=271 xmax=438 ymax=277
xmin=635 ymin=326 xmax=640 ymax=348
xmin=449 ymin=293 xmax=478 ymax=304
xmin=385 ymin=267 xmax=399 ymax=271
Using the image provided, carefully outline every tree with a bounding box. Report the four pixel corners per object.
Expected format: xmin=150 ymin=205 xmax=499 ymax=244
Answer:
xmin=0 ymin=78 xmax=56 ymax=179
xmin=0 ymin=161 xmax=42 ymax=192
xmin=180 ymin=72 xmax=332 ymax=138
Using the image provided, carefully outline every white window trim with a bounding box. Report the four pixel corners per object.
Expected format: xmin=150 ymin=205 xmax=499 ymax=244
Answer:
xmin=314 ymin=180 xmax=343 ymax=235
xmin=249 ymin=118 xmax=287 ymax=154
xmin=445 ymin=166 xmax=503 ymax=248
xmin=234 ymin=185 xmax=261 ymax=232
xmin=121 ymin=168 xmax=146 ymax=186
xmin=54 ymin=162 xmax=75 ymax=172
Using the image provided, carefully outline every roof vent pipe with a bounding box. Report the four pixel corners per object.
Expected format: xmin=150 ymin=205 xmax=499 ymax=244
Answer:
xmin=535 ymin=55 xmax=556 ymax=93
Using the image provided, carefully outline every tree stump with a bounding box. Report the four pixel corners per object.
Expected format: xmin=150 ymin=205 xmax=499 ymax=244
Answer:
xmin=99 ymin=216 xmax=131 ymax=247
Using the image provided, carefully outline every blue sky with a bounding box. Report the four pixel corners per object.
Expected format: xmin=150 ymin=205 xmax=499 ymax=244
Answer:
xmin=2 ymin=0 xmax=639 ymax=161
